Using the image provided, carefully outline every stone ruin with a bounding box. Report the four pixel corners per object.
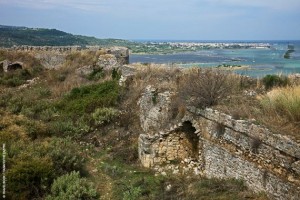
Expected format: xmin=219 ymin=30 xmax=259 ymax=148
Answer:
xmin=2 ymin=46 xmax=129 ymax=69
xmin=138 ymin=86 xmax=300 ymax=200
xmin=0 ymin=60 xmax=23 ymax=73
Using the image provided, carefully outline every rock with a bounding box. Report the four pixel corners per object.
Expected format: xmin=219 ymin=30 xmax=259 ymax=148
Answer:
xmin=75 ymin=65 xmax=94 ymax=76
xmin=106 ymin=46 xmax=129 ymax=65
xmin=166 ymin=184 xmax=172 ymax=191
xmin=97 ymin=54 xmax=119 ymax=70
xmin=291 ymin=161 xmax=300 ymax=175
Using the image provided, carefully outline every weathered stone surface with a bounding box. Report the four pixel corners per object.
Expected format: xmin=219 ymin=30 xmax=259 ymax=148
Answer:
xmin=203 ymin=140 xmax=300 ymax=200
xmin=3 ymin=46 xmax=129 ymax=69
xmin=97 ymin=54 xmax=119 ymax=70
xmin=1 ymin=60 xmax=23 ymax=72
xmin=35 ymin=52 xmax=66 ymax=69
xmin=292 ymin=161 xmax=300 ymax=175
xmin=138 ymin=85 xmax=173 ymax=133
xmin=107 ymin=46 xmax=129 ymax=65
xmin=139 ymin=98 xmax=300 ymax=200
xmin=75 ymin=65 xmax=94 ymax=76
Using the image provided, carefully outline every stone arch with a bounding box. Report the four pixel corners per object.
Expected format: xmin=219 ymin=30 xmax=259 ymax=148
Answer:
xmin=7 ymin=63 xmax=22 ymax=71
xmin=154 ymin=120 xmax=200 ymax=165
xmin=176 ymin=121 xmax=199 ymax=161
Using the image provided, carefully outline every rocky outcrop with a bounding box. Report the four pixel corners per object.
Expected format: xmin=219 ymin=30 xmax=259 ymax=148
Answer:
xmin=138 ymin=87 xmax=300 ymax=200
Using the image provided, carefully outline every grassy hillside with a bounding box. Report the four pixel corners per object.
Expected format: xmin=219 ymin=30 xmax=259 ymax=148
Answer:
xmin=0 ymin=25 xmax=135 ymax=47
xmin=0 ymin=49 xmax=271 ymax=200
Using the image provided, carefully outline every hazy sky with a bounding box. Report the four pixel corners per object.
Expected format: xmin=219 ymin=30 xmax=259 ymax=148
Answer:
xmin=0 ymin=0 xmax=300 ymax=40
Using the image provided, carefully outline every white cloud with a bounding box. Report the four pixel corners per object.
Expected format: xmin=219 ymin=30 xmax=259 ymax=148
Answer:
xmin=202 ymin=0 xmax=300 ymax=11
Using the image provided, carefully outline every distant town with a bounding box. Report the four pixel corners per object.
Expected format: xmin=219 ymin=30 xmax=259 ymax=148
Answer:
xmin=132 ymin=41 xmax=271 ymax=54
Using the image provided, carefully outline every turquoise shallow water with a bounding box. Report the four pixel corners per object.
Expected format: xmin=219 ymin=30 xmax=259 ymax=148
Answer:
xmin=130 ymin=41 xmax=300 ymax=77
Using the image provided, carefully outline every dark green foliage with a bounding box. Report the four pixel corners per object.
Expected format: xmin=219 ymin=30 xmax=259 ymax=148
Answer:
xmin=152 ymin=91 xmax=158 ymax=105
xmin=0 ymin=68 xmax=32 ymax=87
xmin=46 ymin=171 xmax=98 ymax=200
xmin=60 ymin=80 xmax=120 ymax=115
xmin=0 ymin=25 xmax=136 ymax=47
xmin=48 ymin=137 xmax=85 ymax=175
xmin=262 ymin=74 xmax=289 ymax=90
xmin=112 ymin=68 xmax=122 ymax=80
xmin=6 ymin=157 xmax=54 ymax=200
xmin=88 ymin=67 xmax=104 ymax=80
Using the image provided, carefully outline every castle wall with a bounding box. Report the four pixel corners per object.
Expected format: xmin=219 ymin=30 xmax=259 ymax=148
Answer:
xmin=138 ymin=87 xmax=300 ymax=200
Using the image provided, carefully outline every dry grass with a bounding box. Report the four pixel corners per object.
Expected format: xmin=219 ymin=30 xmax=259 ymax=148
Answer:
xmin=257 ymin=86 xmax=300 ymax=138
xmin=132 ymin=63 xmax=182 ymax=91
xmin=0 ymin=50 xmax=42 ymax=70
xmin=260 ymin=86 xmax=300 ymax=122
xmin=63 ymin=50 xmax=105 ymax=69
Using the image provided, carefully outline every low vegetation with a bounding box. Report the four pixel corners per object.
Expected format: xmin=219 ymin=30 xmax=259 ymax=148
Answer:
xmin=4 ymin=49 xmax=299 ymax=199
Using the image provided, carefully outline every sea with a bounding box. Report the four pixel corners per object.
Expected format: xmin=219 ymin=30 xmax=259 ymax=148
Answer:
xmin=129 ymin=40 xmax=300 ymax=77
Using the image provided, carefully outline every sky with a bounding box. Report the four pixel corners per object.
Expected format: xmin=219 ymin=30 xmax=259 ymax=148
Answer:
xmin=0 ymin=0 xmax=300 ymax=40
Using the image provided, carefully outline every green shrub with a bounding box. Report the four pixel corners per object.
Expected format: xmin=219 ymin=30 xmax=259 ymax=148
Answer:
xmin=0 ymin=69 xmax=32 ymax=87
xmin=6 ymin=157 xmax=54 ymax=199
xmin=46 ymin=171 xmax=98 ymax=200
xmin=48 ymin=137 xmax=85 ymax=175
xmin=123 ymin=185 xmax=142 ymax=200
xmin=39 ymin=87 xmax=52 ymax=97
xmin=22 ymin=120 xmax=48 ymax=139
xmin=262 ymin=74 xmax=289 ymax=90
xmin=112 ymin=68 xmax=122 ymax=80
xmin=88 ymin=66 xmax=104 ymax=80
xmin=59 ymin=80 xmax=119 ymax=115
xmin=92 ymin=107 xmax=119 ymax=125
xmin=47 ymin=119 xmax=75 ymax=135
xmin=7 ymin=96 xmax=26 ymax=114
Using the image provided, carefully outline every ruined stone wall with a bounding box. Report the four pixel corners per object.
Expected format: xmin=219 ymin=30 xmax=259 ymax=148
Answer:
xmin=1 ymin=46 xmax=129 ymax=69
xmin=138 ymin=87 xmax=300 ymax=200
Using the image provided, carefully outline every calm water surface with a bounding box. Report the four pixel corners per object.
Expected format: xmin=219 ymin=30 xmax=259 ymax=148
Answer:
xmin=130 ymin=41 xmax=300 ymax=77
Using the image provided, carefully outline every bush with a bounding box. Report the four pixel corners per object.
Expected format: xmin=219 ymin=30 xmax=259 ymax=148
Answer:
xmin=88 ymin=66 xmax=104 ymax=80
xmin=6 ymin=157 xmax=54 ymax=199
xmin=112 ymin=68 xmax=122 ymax=80
xmin=262 ymin=74 xmax=289 ymax=90
xmin=179 ymin=69 xmax=235 ymax=108
xmin=46 ymin=171 xmax=98 ymax=200
xmin=47 ymin=137 xmax=85 ymax=175
xmin=59 ymin=80 xmax=119 ymax=115
xmin=92 ymin=107 xmax=119 ymax=125
xmin=123 ymin=185 xmax=142 ymax=200
xmin=0 ymin=68 xmax=32 ymax=87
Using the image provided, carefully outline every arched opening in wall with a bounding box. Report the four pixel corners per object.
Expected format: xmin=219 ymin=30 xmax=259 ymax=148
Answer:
xmin=7 ymin=63 xmax=22 ymax=71
xmin=177 ymin=121 xmax=199 ymax=161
